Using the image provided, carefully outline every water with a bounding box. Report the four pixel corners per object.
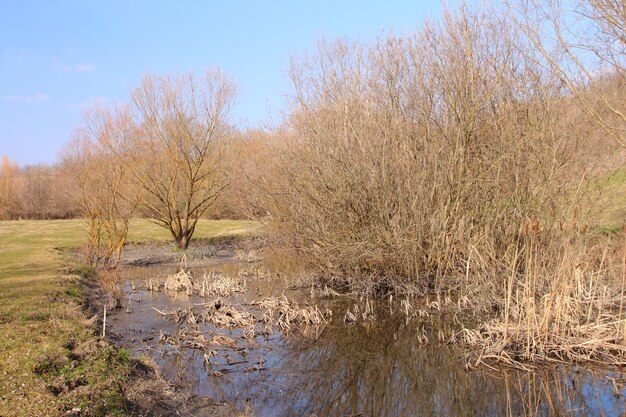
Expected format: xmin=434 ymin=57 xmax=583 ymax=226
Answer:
xmin=108 ymin=262 xmax=626 ymax=417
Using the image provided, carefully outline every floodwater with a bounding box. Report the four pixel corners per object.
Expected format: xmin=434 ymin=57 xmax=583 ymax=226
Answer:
xmin=108 ymin=261 xmax=626 ymax=417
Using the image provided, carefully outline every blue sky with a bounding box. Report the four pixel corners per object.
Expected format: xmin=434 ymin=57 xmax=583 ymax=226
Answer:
xmin=1 ymin=1 xmax=450 ymax=166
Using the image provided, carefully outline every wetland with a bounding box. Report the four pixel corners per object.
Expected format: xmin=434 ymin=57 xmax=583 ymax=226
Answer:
xmin=108 ymin=242 xmax=626 ymax=417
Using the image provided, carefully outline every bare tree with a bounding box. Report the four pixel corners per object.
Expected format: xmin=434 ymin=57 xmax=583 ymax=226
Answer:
xmin=507 ymin=0 xmax=626 ymax=149
xmin=213 ymin=128 xmax=280 ymax=219
xmin=62 ymin=105 xmax=140 ymax=269
xmin=127 ymin=69 xmax=236 ymax=249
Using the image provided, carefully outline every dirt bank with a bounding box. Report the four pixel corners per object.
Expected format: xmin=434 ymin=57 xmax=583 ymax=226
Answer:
xmin=121 ymin=236 xmax=264 ymax=269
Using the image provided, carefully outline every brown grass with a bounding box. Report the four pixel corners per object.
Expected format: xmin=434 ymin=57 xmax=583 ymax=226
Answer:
xmin=461 ymin=229 xmax=626 ymax=368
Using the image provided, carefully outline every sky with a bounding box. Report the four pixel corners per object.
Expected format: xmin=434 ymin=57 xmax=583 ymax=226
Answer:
xmin=0 ymin=1 xmax=451 ymax=166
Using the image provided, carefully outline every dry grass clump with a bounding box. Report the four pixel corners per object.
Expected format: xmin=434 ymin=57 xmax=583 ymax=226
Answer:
xmin=202 ymin=305 xmax=256 ymax=329
xmin=234 ymin=249 xmax=262 ymax=263
xmin=253 ymin=296 xmax=331 ymax=330
xmin=154 ymin=291 xmax=334 ymax=344
xmin=461 ymin=230 xmax=626 ymax=367
xmin=164 ymin=328 xmax=238 ymax=349
xmin=154 ymin=303 xmax=256 ymax=329
xmin=147 ymin=269 xmax=247 ymax=298
xmin=343 ymin=298 xmax=375 ymax=324
xmin=153 ymin=306 xmax=200 ymax=326
xmin=199 ymin=271 xmax=247 ymax=297
xmin=163 ymin=270 xmax=196 ymax=294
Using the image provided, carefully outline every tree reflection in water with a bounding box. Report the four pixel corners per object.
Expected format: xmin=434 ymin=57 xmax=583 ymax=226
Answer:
xmin=109 ymin=271 xmax=624 ymax=417
xmin=147 ymin=310 xmax=624 ymax=417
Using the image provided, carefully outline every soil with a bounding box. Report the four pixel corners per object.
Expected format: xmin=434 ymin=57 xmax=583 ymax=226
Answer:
xmin=121 ymin=362 xmax=240 ymax=417
xmin=121 ymin=237 xmax=263 ymax=269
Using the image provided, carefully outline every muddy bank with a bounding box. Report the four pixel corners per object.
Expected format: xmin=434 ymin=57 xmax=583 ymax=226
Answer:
xmin=105 ymin=248 xmax=626 ymax=417
xmin=121 ymin=237 xmax=264 ymax=269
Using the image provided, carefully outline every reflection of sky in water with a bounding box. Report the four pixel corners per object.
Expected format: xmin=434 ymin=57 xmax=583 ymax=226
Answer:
xmin=109 ymin=264 xmax=626 ymax=417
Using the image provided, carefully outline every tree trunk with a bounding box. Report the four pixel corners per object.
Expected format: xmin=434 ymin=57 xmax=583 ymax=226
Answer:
xmin=179 ymin=231 xmax=189 ymax=250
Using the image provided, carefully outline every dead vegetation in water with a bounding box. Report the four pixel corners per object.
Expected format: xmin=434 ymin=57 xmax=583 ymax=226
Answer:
xmin=167 ymin=328 xmax=238 ymax=350
xmin=234 ymin=249 xmax=262 ymax=263
xmin=201 ymin=272 xmax=247 ymax=297
xmin=149 ymin=295 xmax=337 ymax=378
xmin=153 ymin=303 xmax=256 ymax=329
xmin=275 ymin=228 xmax=626 ymax=370
xmin=203 ymin=304 xmax=256 ymax=329
xmin=148 ymin=236 xmax=626 ymax=371
xmin=253 ymin=295 xmax=331 ymax=330
xmin=238 ymin=2 xmax=626 ymax=371
xmin=153 ymin=295 xmax=334 ymax=335
xmin=145 ymin=268 xmax=247 ymax=298
xmin=343 ymin=298 xmax=376 ymax=323
xmin=153 ymin=305 xmax=201 ymax=326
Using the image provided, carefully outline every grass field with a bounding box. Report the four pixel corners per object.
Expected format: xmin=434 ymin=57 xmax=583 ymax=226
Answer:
xmin=594 ymin=168 xmax=626 ymax=231
xmin=0 ymin=218 xmax=259 ymax=417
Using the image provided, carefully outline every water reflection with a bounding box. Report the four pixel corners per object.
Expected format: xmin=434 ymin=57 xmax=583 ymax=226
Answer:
xmin=109 ymin=265 xmax=625 ymax=417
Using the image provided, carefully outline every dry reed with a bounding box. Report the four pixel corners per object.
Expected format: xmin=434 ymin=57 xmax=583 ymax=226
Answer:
xmin=253 ymin=295 xmax=331 ymax=330
xmin=146 ymin=268 xmax=247 ymax=298
xmin=461 ymin=229 xmax=626 ymax=367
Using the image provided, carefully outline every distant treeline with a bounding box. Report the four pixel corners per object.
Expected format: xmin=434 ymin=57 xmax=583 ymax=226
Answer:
xmin=0 ymin=156 xmax=79 ymax=220
xmin=0 ymin=147 xmax=256 ymax=221
xmin=0 ymin=123 xmax=268 ymax=221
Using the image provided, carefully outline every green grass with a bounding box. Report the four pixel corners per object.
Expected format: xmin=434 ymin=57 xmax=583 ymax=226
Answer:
xmin=587 ymin=167 xmax=626 ymax=230
xmin=0 ymin=218 xmax=259 ymax=417
xmin=126 ymin=218 xmax=260 ymax=243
